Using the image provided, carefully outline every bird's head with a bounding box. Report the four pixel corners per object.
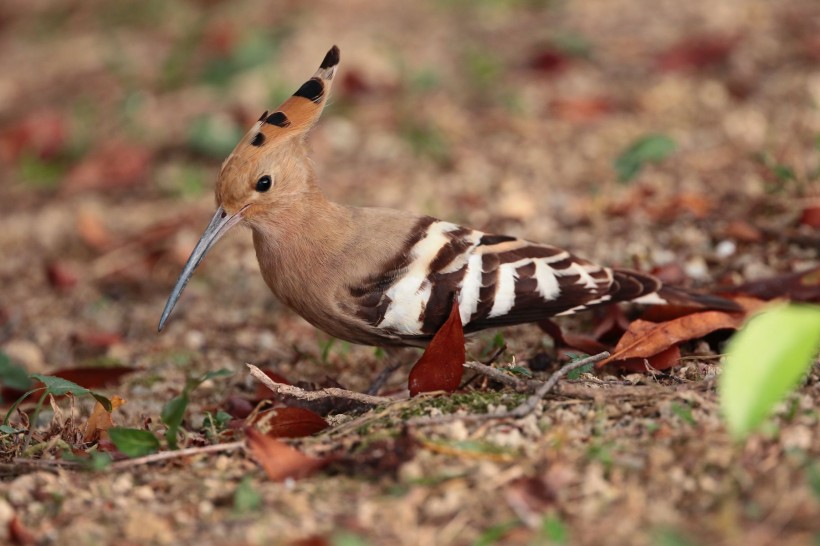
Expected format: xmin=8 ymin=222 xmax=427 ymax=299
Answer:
xmin=158 ymin=45 xmax=340 ymax=331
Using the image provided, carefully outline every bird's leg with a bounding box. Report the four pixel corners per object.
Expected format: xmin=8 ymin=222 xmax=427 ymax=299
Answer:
xmin=366 ymin=346 xmax=415 ymax=395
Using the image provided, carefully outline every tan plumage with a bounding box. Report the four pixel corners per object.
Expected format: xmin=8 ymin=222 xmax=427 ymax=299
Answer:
xmin=159 ymin=45 xmax=738 ymax=348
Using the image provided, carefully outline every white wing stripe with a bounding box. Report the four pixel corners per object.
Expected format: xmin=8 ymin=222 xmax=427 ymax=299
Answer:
xmin=489 ymin=263 xmax=517 ymax=318
xmin=378 ymin=221 xmax=460 ymax=334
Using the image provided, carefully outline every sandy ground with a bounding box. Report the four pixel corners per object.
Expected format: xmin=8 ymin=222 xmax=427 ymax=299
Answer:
xmin=0 ymin=0 xmax=818 ymax=544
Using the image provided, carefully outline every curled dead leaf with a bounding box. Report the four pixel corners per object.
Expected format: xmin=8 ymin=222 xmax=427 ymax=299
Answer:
xmin=250 ymin=407 xmax=329 ymax=438
xmin=246 ymin=427 xmax=325 ymax=481
xmin=408 ymin=299 xmax=465 ymax=396
xmin=83 ymin=395 xmax=126 ymax=443
xmin=598 ymin=311 xmax=744 ymax=369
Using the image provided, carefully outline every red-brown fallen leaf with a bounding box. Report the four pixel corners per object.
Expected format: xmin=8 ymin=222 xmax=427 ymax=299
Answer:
xmin=9 ymin=515 xmax=36 ymax=546
xmin=340 ymin=69 xmax=373 ymax=98
xmin=613 ymin=345 xmax=682 ymax=373
xmin=528 ymin=48 xmax=571 ymax=74
xmin=288 ymin=537 xmax=332 ymax=546
xmin=408 ymin=299 xmax=465 ymax=396
xmin=798 ymin=206 xmax=820 ymax=229
xmin=224 ymin=395 xmax=255 ymax=419
xmin=649 ymin=262 xmax=688 ymax=286
xmin=598 ymin=311 xmax=744 ymax=368
xmin=656 ymin=35 xmax=740 ymax=71
xmin=550 ymin=97 xmax=615 ymax=122
xmin=201 ymin=19 xmax=237 ymax=56
xmin=724 ymin=219 xmax=763 ymax=243
xmin=45 ymin=261 xmax=78 ymax=290
xmin=250 ymin=407 xmax=329 ymax=438
xmin=52 ymin=366 xmax=137 ymax=389
xmin=639 ymin=304 xmax=705 ymax=323
xmin=720 ymin=266 xmax=820 ymax=303
xmin=1 ymin=367 xmax=137 ymax=409
xmin=591 ymin=306 xmax=632 ymax=345
xmin=83 ymin=395 xmax=126 ymax=443
xmin=0 ymin=109 xmax=68 ymax=163
xmin=538 ymin=318 xmax=610 ymax=355
xmin=61 ymin=140 xmax=152 ymax=194
xmin=76 ymin=209 xmax=115 ymax=252
xmin=648 ymin=192 xmax=713 ymax=221
xmin=245 ymin=427 xmax=325 ymax=481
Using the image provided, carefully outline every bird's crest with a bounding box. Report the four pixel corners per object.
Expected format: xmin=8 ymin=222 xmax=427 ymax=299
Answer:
xmin=244 ymin=45 xmax=339 ymax=150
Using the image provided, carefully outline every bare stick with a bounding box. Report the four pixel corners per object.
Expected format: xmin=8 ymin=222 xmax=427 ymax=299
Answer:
xmin=109 ymin=441 xmax=245 ymax=470
xmin=463 ymin=361 xmax=530 ymax=391
xmin=247 ymin=363 xmax=392 ymax=406
xmin=11 ymin=441 xmax=246 ymax=473
xmin=408 ymin=351 xmax=610 ymax=426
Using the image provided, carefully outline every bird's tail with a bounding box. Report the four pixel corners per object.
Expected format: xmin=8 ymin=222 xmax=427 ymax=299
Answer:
xmin=612 ymin=268 xmax=741 ymax=312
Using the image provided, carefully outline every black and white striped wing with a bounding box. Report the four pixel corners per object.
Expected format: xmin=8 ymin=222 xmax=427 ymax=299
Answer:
xmin=349 ymin=218 xmax=663 ymax=343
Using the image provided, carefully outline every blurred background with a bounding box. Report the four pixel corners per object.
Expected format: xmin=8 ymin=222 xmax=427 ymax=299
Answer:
xmin=0 ymin=0 xmax=818 ymax=379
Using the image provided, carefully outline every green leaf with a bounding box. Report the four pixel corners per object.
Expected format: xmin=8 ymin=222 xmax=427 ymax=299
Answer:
xmin=91 ymin=393 xmax=113 ymax=412
xmin=506 ymin=366 xmax=533 ymax=378
xmin=161 ymin=393 xmax=188 ymax=450
xmin=31 ymin=374 xmax=90 ymax=396
xmin=719 ymin=304 xmax=820 ymax=439
xmin=0 ymin=352 xmax=33 ymax=392
xmin=567 ymin=362 xmax=594 ymax=380
xmin=200 ymin=368 xmax=233 ymax=383
xmin=541 ymin=514 xmax=569 ymax=544
xmin=3 ymin=387 xmax=45 ymax=426
xmin=108 ymin=427 xmax=160 ymax=458
xmin=0 ymin=424 xmax=20 ymax=434
xmin=614 ymin=134 xmax=677 ymax=182
xmin=233 ymin=477 xmax=262 ymax=514
xmin=472 ymin=520 xmax=519 ymax=546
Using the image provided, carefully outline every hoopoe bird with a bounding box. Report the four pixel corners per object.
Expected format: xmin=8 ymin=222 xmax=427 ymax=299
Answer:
xmin=159 ymin=46 xmax=736 ymax=348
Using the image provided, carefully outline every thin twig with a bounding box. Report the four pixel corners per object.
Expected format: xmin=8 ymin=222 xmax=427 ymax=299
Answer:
xmin=408 ymin=351 xmax=610 ymax=426
xmin=10 ymin=441 xmax=246 ymax=473
xmin=109 ymin=440 xmax=245 ymax=470
xmin=247 ymin=363 xmax=392 ymax=406
xmin=463 ymin=361 xmax=530 ymax=391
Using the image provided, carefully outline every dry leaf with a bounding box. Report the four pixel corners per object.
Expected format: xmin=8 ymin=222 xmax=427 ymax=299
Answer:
xmin=83 ymin=395 xmax=126 ymax=443
xmin=246 ymin=427 xmax=325 ymax=481
xmin=721 ymin=266 xmax=820 ymax=303
xmin=251 ymin=407 xmax=329 ymax=438
xmin=598 ymin=311 xmax=744 ymax=368
xmin=45 ymin=261 xmax=78 ymax=291
xmin=538 ymin=318 xmax=610 ymax=355
xmin=53 ymin=366 xmax=137 ymax=389
xmin=615 ymin=345 xmax=682 ymax=373
xmin=62 ymin=140 xmax=152 ymax=194
xmin=408 ymin=299 xmax=465 ymax=396
xmin=657 ymin=34 xmax=739 ymax=71
xmin=798 ymin=206 xmax=820 ymax=229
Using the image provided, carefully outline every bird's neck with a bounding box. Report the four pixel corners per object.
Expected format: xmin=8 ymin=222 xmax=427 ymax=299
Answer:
xmin=249 ymin=186 xmax=354 ymax=301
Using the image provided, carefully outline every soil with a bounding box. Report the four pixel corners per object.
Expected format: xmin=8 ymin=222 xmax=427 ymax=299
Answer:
xmin=0 ymin=0 xmax=818 ymax=545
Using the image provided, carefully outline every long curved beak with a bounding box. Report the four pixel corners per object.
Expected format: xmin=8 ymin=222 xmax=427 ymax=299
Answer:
xmin=158 ymin=206 xmax=244 ymax=332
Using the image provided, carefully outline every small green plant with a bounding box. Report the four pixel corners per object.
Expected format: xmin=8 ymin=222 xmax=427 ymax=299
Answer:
xmin=2 ymin=374 xmax=112 ymax=447
xmin=540 ymin=514 xmax=570 ymax=544
xmin=670 ymin=402 xmax=696 ymax=426
xmin=233 ymin=476 xmax=262 ymax=514
xmin=614 ymin=134 xmax=677 ymax=182
xmin=566 ymin=353 xmax=595 ymax=379
xmin=0 ymin=352 xmax=32 ymax=402
xmin=107 ymin=427 xmax=160 ymax=457
xmin=160 ymin=368 xmax=233 ymax=449
xmin=719 ymin=304 xmax=820 ymax=439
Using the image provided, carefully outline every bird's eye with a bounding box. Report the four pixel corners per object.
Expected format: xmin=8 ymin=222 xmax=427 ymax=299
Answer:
xmin=256 ymin=175 xmax=273 ymax=192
